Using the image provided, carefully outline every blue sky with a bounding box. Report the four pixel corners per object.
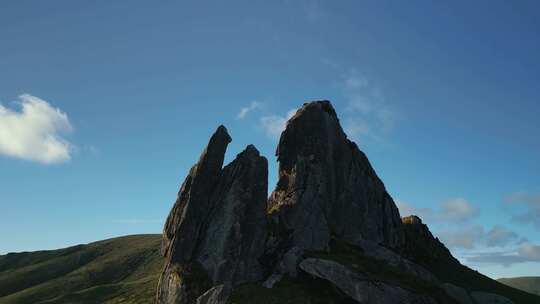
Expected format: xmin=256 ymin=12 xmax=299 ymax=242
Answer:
xmin=1 ymin=1 xmax=539 ymax=279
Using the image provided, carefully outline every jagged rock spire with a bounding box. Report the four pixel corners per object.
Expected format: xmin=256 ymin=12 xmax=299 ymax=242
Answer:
xmin=157 ymin=126 xmax=268 ymax=304
xmin=268 ymin=101 xmax=404 ymax=250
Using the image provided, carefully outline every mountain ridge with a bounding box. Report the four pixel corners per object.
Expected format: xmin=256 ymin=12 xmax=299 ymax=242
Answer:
xmin=157 ymin=101 xmax=540 ymax=304
xmin=2 ymin=101 xmax=539 ymax=304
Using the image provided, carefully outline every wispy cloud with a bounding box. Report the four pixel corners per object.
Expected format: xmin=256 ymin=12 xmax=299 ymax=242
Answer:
xmin=341 ymin=70 xmax=399 ymax=143
xmin=236 ymin=101 xmax=262 ymax=120
xmin=260 ymin=108 xmax=297 ymax=139
xmin=466 ymin=243 xmax=540 ymax=266
xmin=439 ymin=226 xmax=485 ymax=249
xmin=0 ymin=94 xmax=73 ymax=164
xmin=440 ymin=198 xmax=479 ymax=222
xmin=504 ymin=191 xmax=540 ymax=229
xmin=397 ymin=197 xmax=478 ymax=223
xmin=438 ymin=225 xmax=520 ymax=250
xmin=485 ymin=225 xmax=519 ymax=247
xmin=395 ymin=200 xmax=434 ymax=221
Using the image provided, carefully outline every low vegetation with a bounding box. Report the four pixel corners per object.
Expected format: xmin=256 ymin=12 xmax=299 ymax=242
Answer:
xmin=0 ymin=235 xmax=163 ymax=304
xmin=497 ymin=277 xmax=540 ymax=296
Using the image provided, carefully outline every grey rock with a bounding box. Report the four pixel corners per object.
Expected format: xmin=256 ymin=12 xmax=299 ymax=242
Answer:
xmin=195 ymin=144 xmax=268 ymax=285
xmin=157 ymin=126 xmax=268 ymax=304
xmin=299 ymin=258 xmax=437 ymax=304
xmin=442 ymin=283 xmax=474 ymax=304
xmin=195 ymin=285 xmax=228 ymax=304
xmin=268 ymin=101 xmax=404 ymax=251
xmin=262 ymin=274 xmax=283 ymax=289
xmin=278 ymin=246 xmax=304 ymax=277
xmin=353 ymin=239 xmax=439 ymax=284
xmin=471 ymin=291 xmax=514 ymax=304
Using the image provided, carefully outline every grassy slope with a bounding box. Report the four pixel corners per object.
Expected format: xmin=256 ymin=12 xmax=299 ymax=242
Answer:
xmin=400 ymin=220 xmax=540 ymax=304
xmin=0 ymin=235 xmax=163 ymax=304
xmin=497 ymin=277 xmax=540 ymax=296
xmin=2 ymin=233 xmax=538 ymax=304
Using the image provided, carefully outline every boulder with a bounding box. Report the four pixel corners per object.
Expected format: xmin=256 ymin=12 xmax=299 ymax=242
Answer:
xmin=353 ymin=239 xmax=439 ymax=284
xmin=299 ymin=258 xmax=437 ymax=304
xmin=442 ymin=283 xmax=474 ymax=304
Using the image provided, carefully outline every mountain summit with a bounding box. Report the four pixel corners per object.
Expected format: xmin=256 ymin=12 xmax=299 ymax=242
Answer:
xmin=156 ymin=101 xmax=537 ymax=304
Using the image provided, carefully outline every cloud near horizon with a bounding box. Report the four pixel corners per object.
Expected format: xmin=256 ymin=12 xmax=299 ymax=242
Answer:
xmin=0 ymin=94 xmax=73 ymax=164
xmin=438 ymin=225 xmax=520 ymax=250
xmin=504 ymin=192 xmax=540 ymax=229
xmin=397 ymin=197 xmax=478 ymax=223
xmin=466 ymin=243 xmax=540 ymax=267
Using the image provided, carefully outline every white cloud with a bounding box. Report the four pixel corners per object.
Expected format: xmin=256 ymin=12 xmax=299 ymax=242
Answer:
xmin=440 ymin=198 xmax=479 ymax=222
xmin=260 ymin=108 xmax=297 ymax=139
xmin=236 ymin=101 xmax=262 ymax=119
xmin=0 ymin=94 xmax=73 ymax=164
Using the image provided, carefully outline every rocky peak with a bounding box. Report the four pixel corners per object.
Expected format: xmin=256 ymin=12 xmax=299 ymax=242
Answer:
xmin=402 ymin=215 xmax=423 ymax=225
xmin=400 ymin=215 xmax=459 ymax=270
xmin=268 ymin=100 xmax=404 ymax=251
xmin=157 ymin=126 xmax=268 ymax=304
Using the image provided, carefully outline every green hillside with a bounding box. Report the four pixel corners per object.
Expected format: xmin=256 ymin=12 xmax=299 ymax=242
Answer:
xmin=2 ymin=233 xmax=538 ymax=304
xmin=0 ymin=234 xmax=163 ymax=304
xmin=498 ymin=277 xmax=540 ymax=296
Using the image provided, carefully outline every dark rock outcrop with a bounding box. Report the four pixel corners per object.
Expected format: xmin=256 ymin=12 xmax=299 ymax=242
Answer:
xmin=399 ymin=215 xmax=462 ymax=275
xmin=156 ymin=126 xmax=268 ymax=304
xmin=156 ymin=101 xmax=534 ymax=304
xmin=471 ymin=292 xmax=514 ymax=304
xmin=268 ymin=101 xmax=404 ymax=251
xmin=299 ymin=258 xmax=438 ymax=304
xmin=442 ymin=283 xmax=474 ymax=304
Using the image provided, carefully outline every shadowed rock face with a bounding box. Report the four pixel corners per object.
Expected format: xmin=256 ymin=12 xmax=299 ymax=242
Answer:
xmin=157 ymin=126 xmax=268 ymax=304
xmin=268 ymin=101 xmax=404 ymax=251
xmin=155 ymin=101 xmax=526 ymax=304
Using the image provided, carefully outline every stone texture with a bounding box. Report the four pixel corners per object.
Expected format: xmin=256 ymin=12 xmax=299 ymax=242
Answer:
xmin=262 ymin=274 xmax=282 ymax=289
xmin=352 ymin=239 xmax=439 ymax=284
xmin=442 ymin=283 xmax=474 ymax=304
xmin=156 ymin=126 xmax=268 ymax=304
xmin=299 ymin=258 xmax=437 ymax=304
xmin=268 ymin=101 xmax=404 ymax=251
xmin=471 ymin=291 xmax=514 ymax=304
xmin=277 ymin=246 xmax=304 ymax=277
xmin=195 ymin=285 xmax=228 ymax=304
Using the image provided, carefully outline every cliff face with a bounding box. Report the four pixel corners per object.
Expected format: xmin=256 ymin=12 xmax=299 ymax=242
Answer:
xmin=156 ymin=101 xmax=531 ymax=304
xmin=268 ymin=101 xmax=404 ymax=251
xmin=157 ymin=126 xmax=268 ymax=304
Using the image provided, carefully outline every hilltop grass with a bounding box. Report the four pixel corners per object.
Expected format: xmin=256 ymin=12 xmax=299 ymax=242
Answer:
xmin=0 ymin=234 xmax=163 ymax=304
xmin=2 ymin=233 xmax=540 ymax=304
xmin=497 ymin=277 xmax=540 ymax=296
